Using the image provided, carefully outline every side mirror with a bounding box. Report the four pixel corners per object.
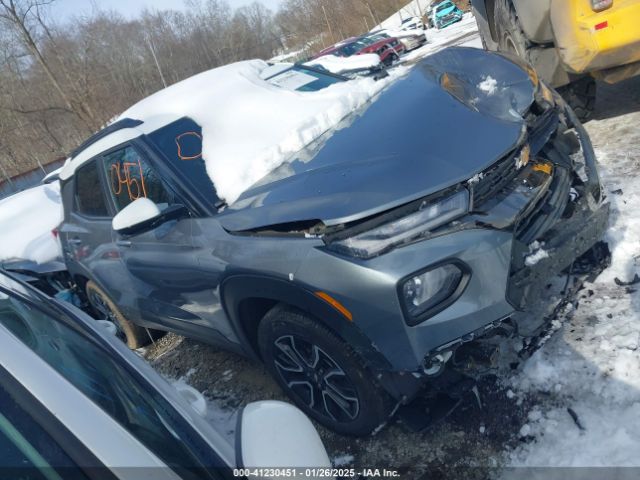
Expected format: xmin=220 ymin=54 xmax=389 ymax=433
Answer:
xmin=112 ymin=198 xmax=188 ymax=236
xmin=237 ymin=401 xmax=332 ymax=472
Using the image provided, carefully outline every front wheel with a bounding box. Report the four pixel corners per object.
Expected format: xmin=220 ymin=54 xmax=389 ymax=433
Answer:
xmin=557 ymin=77 xmax=596 ymax=122
xmin=258 ymin=305 xmax=394 ymax=436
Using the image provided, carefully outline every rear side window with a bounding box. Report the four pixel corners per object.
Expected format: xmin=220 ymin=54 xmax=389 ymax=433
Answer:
xmin=102 ymin=146 xmax=176 ymax=212
xmin=75 ymin=161 xmax=109 ymax=217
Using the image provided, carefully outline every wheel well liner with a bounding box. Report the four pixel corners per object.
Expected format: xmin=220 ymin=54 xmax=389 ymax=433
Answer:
xmin=220 ymin=275 xmax=391 ymax=372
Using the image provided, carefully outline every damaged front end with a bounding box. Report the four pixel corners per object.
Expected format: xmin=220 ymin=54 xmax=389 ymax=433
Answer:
xmin=410 ymin=82 xmax=610 ymax=401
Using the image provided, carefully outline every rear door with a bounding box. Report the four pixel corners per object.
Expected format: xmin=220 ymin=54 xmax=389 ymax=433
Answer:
xmin=60 ymin=159 xmax=121 ymax=294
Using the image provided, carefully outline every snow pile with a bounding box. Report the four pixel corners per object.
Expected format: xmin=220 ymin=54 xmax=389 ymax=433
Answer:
xmin=478 ymin=75 xmax=498 ymax=95
xmin=506 ymin=109 xmax=640 ymax=467
xmin=0 ymin=183 xmax=63 ymax=264
xmin=379 ymin=28 xmax=426 ymax=39
xmin=170 ymin=373 xmax=237 ymax=442
xmin=120 ymin=59 xmax=401 ymax=203
xmin=304 ymin=53 xmax=381 ymax=74
xmin=525 ymin=242 xmax=549 ymax=266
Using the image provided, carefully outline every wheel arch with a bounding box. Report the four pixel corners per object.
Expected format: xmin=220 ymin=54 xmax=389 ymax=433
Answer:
xmin=220 ymin=274 xmax=391 ymax=373
xmin=471 ymin=0 xmax=499 ymax=48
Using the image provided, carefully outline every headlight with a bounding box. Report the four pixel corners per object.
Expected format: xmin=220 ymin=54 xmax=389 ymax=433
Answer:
xmin=328 ymin=189 xmax=469 ymax=258
xmin=401 ymin=263 xmax=467 ymax=324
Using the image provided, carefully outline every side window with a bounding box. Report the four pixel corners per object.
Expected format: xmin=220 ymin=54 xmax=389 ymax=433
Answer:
xmin=75 ymin=161 xmax=109 ymax=217
xmin=0 ymin=294 xmax=224 ymax=479
xmin=0 ymin=379 xmax=91 ymax=479
xmin=103 ymin=146 xmax=175 ymax=212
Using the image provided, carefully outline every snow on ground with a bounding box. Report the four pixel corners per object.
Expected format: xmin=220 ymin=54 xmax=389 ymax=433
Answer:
xmin=505 ymin=98 xmax=640 ymax=467
xmin=120 ymin=59 xmax=405 ymax=204
xmin=400 ymin=13 xmax=481 ymax=63
xmin=0 ymin=182 xmax=62 ymax=264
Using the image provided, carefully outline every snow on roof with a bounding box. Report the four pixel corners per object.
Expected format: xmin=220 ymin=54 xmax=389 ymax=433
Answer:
xmin=304 ymin=53 xmax=381 ymax=74
xmin=114 ymin=59 xmax=396 ymax=203
xmin=0 ymin=183 xmax=62 ymax=264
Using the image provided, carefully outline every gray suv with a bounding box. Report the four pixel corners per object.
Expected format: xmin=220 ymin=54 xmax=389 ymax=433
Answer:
xmin=58 ymin=47 xmax=609 ymax=436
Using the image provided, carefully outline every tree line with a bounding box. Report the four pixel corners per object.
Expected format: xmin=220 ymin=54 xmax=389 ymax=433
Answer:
xmin=0 ymin=0 xmax=405 ymax=181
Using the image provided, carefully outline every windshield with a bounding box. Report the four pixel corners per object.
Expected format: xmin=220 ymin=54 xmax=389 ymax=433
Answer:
xmin=437 ymin=2 xmax=454 ymax=12
xmin=338 ymin=40 xmax=369 ymax=56
xmin=146 ymin=117 xmax=221 ymax=209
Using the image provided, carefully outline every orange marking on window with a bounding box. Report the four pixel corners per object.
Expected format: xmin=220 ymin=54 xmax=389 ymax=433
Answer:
xmin=176 ymin=131 xmax=203 ymax=161
xmin=314 ymin=291 xmax=353 ymax=322
xmin=110 ymin=159 xmax=148 ymax=202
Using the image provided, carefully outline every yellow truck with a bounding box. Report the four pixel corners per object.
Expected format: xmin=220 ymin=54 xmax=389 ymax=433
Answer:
xmin=470 ymin=0 xmax=640 ymax=120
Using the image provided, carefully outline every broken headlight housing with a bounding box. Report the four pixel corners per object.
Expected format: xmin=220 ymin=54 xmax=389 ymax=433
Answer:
xmin=328 ymin=189 xmax=469 ymax=259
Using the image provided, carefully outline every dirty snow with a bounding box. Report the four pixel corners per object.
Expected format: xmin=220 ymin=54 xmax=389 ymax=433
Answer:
xmin=170 ymin=371 xmax=237 ymax=442
xmin=120 ymin=59 xmax=404 ymax=204
xmin=304 ymin=53 xmax=381 ymax=74
xmin=525 ymin=247 xmax=550 ymax=267
xmin=0 ymin=183 xmax=62 ymax=264
xmin=506 ymin=92 xmax=640 ymax=467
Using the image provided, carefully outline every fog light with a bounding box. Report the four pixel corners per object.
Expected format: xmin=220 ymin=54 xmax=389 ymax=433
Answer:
xmin=401 ymin=263 xmax=465 ymax=323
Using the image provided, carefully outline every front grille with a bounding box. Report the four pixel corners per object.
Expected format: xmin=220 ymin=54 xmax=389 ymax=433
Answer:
xmin=515 ymin=166 xmax=571 ymax=244
xmin=471 ymin=149 xmax=520 ymax=207
xmin=472 ymin=110 xmax=560 ymax=209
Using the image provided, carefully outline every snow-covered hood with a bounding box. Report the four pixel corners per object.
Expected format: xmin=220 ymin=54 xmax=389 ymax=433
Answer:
xmin=219 ymin=48 xmax=536 ymax=232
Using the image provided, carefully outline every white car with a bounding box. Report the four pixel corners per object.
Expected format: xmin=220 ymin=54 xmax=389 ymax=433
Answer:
xmin=399 ymin=16 xmax=425 ymax=31
xmin=0 ymin=271 xmax=332 ymax=479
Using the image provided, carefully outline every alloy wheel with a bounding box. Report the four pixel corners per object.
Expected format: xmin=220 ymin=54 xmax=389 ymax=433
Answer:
xmin=273 ymin=334 xmax=360 ymax=423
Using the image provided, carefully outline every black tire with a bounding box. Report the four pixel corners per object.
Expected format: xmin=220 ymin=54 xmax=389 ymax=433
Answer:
xmin=494 ymin=0 xmax=531 ymax=62
xmin=557 ymin=77 xmax=596 ymax=122
xmin=384 ymin=52 xmax=399 ymax=67
xmin=258 ymin=305 xmax=394 ymax=436
xmin=85 ymin=281 xmax=161 ymax=349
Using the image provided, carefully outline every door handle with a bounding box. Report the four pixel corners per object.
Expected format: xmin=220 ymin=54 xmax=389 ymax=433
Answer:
xmin=68 ymin=238 xmax=82 ymax=245
xmin=116 ymin=240 xmax=132 ymax=247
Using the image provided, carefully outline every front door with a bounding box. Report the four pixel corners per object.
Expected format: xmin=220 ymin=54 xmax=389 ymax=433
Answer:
xmin=101 ymin=145 xmax=235 ymax=346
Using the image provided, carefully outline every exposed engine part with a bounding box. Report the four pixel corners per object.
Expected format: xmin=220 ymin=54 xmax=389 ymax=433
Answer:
xmin=423 ymin=351 xmax=453 ymax=376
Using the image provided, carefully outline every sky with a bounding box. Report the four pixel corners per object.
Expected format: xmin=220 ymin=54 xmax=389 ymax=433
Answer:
xmin=52 ymin=0 xmax=283 ymax=22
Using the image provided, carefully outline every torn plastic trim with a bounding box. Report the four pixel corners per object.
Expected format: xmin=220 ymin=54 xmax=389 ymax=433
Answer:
xmin=226 ymin=219 xmax=327 ymax=238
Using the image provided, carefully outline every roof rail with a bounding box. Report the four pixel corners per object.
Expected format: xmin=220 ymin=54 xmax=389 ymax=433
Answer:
xmin=70 ymin=118 xmax=143 ymax=158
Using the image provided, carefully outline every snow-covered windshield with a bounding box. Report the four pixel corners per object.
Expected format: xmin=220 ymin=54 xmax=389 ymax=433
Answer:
xmin=264 ymin=66 xmax=344 ymax=92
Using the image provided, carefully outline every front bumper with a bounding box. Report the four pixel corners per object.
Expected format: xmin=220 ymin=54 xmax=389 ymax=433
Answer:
xmin=436 ymin=14 xmax=462 ymax=28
